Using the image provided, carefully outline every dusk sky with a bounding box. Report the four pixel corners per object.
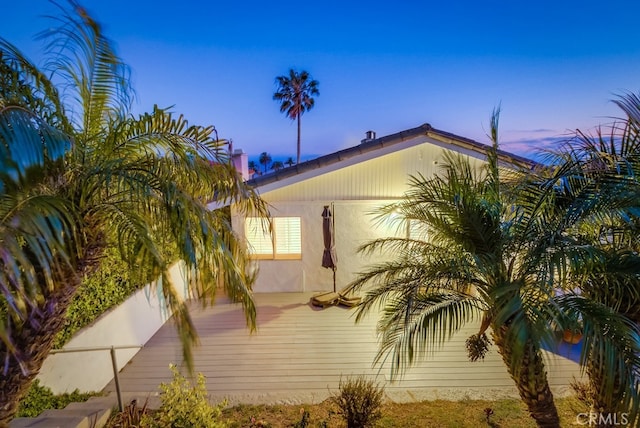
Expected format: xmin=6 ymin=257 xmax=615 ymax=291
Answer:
xmin=6 ymin=1 xmax=640 ymax=161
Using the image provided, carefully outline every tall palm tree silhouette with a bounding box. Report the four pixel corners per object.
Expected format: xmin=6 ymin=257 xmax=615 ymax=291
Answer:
xmin=273 ymin=69 xmax=319 ymax=164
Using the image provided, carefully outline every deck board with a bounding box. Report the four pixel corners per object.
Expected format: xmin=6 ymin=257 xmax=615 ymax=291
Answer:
xmin=104 ymin=293 xmax=583 ymax=405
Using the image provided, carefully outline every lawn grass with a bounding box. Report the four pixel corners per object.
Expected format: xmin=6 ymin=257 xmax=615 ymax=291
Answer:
xmin=221 ymin=396 xmax=588 ymax=427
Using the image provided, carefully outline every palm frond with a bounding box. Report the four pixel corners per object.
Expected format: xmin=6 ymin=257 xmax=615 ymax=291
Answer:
xmin=61 ymin=103 xmax=268 ymax=368
xmin=0 ymin=106 xmax=71 ymax=194
xmin=39 ymin=1 xmax=133 ymax=135
xmin=0 ymin=38 xmax=69 ymax=130
xmin=0 ymin=193 xmax=77 ymax=352
xmin=272 ymin=69 xmax=319 ymax=120
xmin=373 ymin=292 xmax=483 ymax=380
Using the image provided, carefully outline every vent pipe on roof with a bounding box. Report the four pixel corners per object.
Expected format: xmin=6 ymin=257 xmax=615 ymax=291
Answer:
xmin=361 ymin=130 xmax=376 ymax=144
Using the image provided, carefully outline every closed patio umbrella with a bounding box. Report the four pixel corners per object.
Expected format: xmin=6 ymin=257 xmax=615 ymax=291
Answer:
xmin=321 ymin=205 xmax=337 ymax=292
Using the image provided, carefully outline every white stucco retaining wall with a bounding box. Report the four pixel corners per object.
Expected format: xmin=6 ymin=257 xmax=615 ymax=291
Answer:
xmin=37 ymin=262 xmax=189 ymax=393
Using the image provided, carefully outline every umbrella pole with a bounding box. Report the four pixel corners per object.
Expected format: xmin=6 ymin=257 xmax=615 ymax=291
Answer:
xmin=332 ymin=202 xmax=336 ymax=292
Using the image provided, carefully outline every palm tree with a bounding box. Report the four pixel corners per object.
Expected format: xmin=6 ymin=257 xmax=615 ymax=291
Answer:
xmin=273 ymin=69 xmax=319 ymax=164
xmin=259 ymin=151 xmax=272 ymax=173
xmin=0 ymin=3 xmax=267 ymax=423
xmin=248 ymin=160 xmax=258 ymax=176
xmin=348 ymin=106 xmax=640 ymax=427
xmin=271 ymin=160 xmax=284 ymax=171
xmin=526 ymin=94 xmax=640 ymax=423
xmin=347 ymin=110 xmax=576 ymax=427
xmin=285 ymin=156 xmax=295 ymax=167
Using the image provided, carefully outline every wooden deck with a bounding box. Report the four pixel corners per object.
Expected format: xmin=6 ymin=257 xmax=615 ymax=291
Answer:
xmin=104 ymin=293 xmax=583 ymax=405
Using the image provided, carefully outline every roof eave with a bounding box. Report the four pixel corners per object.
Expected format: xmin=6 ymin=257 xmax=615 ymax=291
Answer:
xmin=247 ymin=123 xmax=537 ymax=191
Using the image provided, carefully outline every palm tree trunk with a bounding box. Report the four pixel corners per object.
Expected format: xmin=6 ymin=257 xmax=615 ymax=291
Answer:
xmin=0 ymin=281 xmax=80 ymax=426
xmin=587 ymin=359 xmax=624 ymax=427
xmin=493 ymin=327 xmax=560 ymax=428
xmin=296 ymin=114 xmax=301 ymax=164
xmin=0 ymin=231 xmax=104 ymax=426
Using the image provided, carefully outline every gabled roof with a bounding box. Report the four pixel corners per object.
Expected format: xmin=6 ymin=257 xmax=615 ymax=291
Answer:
xmin=248 ymin=123 xmax=535 ymax=189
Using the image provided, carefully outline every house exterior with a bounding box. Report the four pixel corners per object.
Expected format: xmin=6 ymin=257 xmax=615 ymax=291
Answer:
xmin=232 ymin=123 xmax=533 ymax=293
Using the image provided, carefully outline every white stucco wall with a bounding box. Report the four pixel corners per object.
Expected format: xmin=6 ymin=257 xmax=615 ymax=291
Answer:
xmin=238 ymin=200 xmax=402 ymax=293
xmin=37 ymin=262 xmax=189 ymax=393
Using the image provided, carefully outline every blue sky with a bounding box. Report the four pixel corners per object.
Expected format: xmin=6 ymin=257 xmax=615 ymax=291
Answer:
xmin=5 ymin=1 xmax=640 ymax=160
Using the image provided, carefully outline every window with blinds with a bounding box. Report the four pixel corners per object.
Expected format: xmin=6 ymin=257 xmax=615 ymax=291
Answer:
xmin=245 ymin=217 xmax=302 ymax=259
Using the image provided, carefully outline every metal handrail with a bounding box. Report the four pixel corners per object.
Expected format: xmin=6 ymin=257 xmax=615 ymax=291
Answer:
xmin=50 ymin=345 xmax=143 ymax=411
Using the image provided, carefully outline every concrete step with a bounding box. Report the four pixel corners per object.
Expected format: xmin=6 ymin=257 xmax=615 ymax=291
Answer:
xmin=65 ymin=396 xmax=115 ymax=412
xmin=9 ymin=396 xmax=114 ymax=428
xmin=10 ymin=414 xmax=88 ymax=428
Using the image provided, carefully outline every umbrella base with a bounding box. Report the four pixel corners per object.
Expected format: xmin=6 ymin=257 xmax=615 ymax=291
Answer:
xmin=310 ymin=291 xmax=340 ymax=308
xmin=310 ymin=291 xmax=361 ymax=308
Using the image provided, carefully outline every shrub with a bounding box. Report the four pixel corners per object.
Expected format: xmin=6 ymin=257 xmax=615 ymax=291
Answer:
xmin=570 ymin=378 xmax=595 ymax=408
xmin=108 ymin=398 xmax=151 ymax=428
xmin=54 ymin=246 xmax=144 ymax=348
xmin=17 ymin=380 xmax=97 ymax=418
xmin=329 ymin=375 xmax=384 ymax=428
xmin=143 ymin=364 xmax=227 ymax=428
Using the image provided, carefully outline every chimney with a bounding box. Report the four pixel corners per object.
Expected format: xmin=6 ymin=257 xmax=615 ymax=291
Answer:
xmin=231 ymin=149 xmax=249 ymax=181
xmin=361 ymin=130 xmax=376 ymax=144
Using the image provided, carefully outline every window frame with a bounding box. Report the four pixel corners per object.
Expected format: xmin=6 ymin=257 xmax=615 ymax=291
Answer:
xmin=245 ymin=216 xmax=302 ymax=260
